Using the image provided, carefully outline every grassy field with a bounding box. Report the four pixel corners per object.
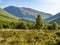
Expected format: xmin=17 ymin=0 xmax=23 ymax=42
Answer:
xmin=0 ymin=29 xmax=60 ymax=45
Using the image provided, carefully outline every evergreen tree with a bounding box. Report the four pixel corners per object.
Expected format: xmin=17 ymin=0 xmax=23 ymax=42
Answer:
xmin=35 ymin=14 xmax=44 ymax=29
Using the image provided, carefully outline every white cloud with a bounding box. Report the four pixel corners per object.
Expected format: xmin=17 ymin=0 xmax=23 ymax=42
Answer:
xmin=38 ymin=0 xmax=60 ymax=14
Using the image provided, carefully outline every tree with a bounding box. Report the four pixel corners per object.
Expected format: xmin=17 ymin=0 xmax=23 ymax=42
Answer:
xmin=52 ymin=22 xmax=58 ymax=30
xmin=16 ymin=22 xmax=28 ymax=29
xmin=35 ymin=14 xmax=44 ymax=29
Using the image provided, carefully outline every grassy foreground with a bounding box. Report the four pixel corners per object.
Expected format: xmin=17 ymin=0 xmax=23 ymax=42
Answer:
xmin=0 ymin=29 xmax=60 ymax=45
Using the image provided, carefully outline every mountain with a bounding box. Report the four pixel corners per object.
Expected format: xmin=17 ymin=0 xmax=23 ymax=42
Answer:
xmin=44 ymin=12 xmax=60 ymax=23
xmin=4 ymin=6 xmax=52 ymax=21
xmin=0 ymin=8 xmax=19 ymax=23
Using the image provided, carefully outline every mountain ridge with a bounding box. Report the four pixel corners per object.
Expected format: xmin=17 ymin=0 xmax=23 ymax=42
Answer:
xmin=44 ymin=12 xmax=60 ymax=23
xmin=4 ymin=6 xmax=52 ymax=21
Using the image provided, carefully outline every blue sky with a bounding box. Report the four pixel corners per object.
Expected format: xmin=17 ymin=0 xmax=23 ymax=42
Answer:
xmin=0 ymin=0 xmax=60 ymax=15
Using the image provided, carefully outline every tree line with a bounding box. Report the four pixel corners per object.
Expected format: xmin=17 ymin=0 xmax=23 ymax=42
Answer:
xmin=0 ymin=14 xmax=59 ymax=30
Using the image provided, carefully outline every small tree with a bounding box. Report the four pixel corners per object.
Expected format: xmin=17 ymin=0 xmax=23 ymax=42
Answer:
xmin=35 ymin=14 xmax=44 ymax=30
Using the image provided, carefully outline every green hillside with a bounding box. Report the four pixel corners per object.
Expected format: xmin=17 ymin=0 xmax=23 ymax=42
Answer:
xmin=0 ymin=8 xmax=19 ymax=23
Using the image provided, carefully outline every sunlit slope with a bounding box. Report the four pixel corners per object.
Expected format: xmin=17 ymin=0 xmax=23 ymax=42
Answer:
xmin=0 ymin=8 xmax=19 ymax=22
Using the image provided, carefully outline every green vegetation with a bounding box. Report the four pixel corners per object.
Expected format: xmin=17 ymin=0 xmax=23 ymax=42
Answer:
xmin=0 ymin=12 xmax=59 ymax=30
xmin=0 ymin=8 xmax=59 ymax=30
xmin=35 ymin=14 xmax=44 ymax=29
xmin=1 ymin=5 xmax=60 ymax=45
xmin=0 ymin=8 xmax=19 ymax=23
xmin=0 ymin=8 xmax=60 ymax=45
xmin=0 ymin=30 xmax=59 ymax=45
xmin=52 ymin=22 xmax=58 ymax=30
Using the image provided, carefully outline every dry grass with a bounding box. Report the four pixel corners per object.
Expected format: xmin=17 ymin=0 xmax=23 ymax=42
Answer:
xmin=0 ymin=29 xmax=59 ymax=45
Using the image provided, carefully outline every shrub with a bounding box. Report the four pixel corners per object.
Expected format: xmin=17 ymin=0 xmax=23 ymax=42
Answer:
xmin=16 ymin=22 xmax=28 ymax=29
xmin=47 ymin=24 xmax=52 ymax=30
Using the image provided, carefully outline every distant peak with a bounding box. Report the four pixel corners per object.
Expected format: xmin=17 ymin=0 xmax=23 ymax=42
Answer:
xmin=20 ymin=7 xmax=30 ymax=9
xmin=5 ymin=6 xmax=17 ymax=8
xmin=54 ymin=12 xmax=60 ymax=16
xmin=8 ymin=6 xmax=15 ymax=7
